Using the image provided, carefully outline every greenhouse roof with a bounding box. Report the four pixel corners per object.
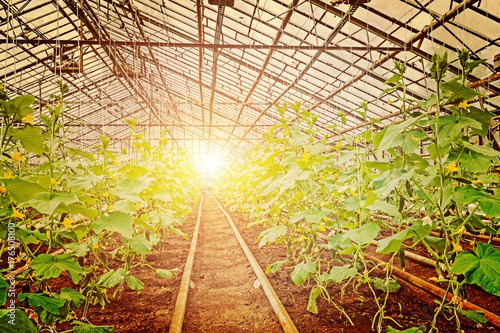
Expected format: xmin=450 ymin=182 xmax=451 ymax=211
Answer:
xmin=1 ymin=0 xmax=500 ymax=162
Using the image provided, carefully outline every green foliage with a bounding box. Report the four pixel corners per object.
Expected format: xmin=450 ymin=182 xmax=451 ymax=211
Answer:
xmin=214 ymin=49 xmax=498 ymax=332
xmin=0 ymin=82 xmax=201 ymax=331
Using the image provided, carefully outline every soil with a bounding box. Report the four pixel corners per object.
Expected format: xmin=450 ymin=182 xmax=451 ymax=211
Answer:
xmin=4 ymin=192 xmax=500 ymax=332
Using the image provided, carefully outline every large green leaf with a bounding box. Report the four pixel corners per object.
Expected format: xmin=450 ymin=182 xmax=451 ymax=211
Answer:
xmin=460 ymin=151 xmax=491 ymax=174
xmin=463 ymin=141 xmax=500 ymax=157
xmin=289 ymin=209 xmax=326 ymax=224
xmin=72 ymin=320 xmax=115 ymax=333
xmin=57 ymin=288 xmax=86 ymax=309
xmin=256 ymin=225 xmax=287 ymax=248
xmin=266 ymin=259 xmax=289 ymax=274
xmin=11 ymin=125 xmax=45 ymax=156
xmin=452 ymin=242 xmax=500 ymax=297
xmin=441 ymin=79 xmax=485 ymax=103
xmin=1 ymin=95 xmax=35 ymax=120
xmin=2 ymin=178 xmax=46 ymax=204
xmin=31 ymin=253 xmax=83 ymax=284
xmin=369 ymin=200 xmax=402 ymax=219
xmin=128 ymin=234 xmax=152 ymax=255
xmin=156 ymin=269 xmax=175 ymax=278
xmin=125 ymin=275 xmax=144 ymax=293
xmin=68 ymin=204 xmax=98 ymax=219
xmin=93 ymin=211 xmax=134 ymax=238
xmin=377 ymin=222 xmax=431 ymax=254
xmin=17 ymin=293 xmax=66 ymax=315
xmin=468 ymin=106 xmax=493 ymax=138
xmin=456 ymin=309 xmax=487 ymax=324
xmin=26 ymin=192 xmax=79 ymax=215
xmin=115 ymin=178 xmax=149 ymax=193
xmin=477 ymin=194 xmax=500 ymax=217
xmin=343 ymin=222 xmax=380 ymax=245
xmin=97 ymin=268 xmax=126 ymax=288
xmin=291 ymin=261 xmax=316 ymax=286
xmin=0 ymin=309 xmax=37 ymax=333
xmin=322 ymin=264 xmax=357 ymax=283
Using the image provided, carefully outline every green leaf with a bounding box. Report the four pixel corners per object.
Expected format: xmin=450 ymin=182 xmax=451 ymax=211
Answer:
xmin=477 ymin=194 xmax=500 ymax=217
xmin=452 ymin=242 xmax=500 ymax=297
xmin=31 ymin=253 xmax=83 ymax=284
xmin=441 ymin=78 xmax=485 ymax=103
xmin=377 ymin=116 xmax=423 ymax=151
xmin=68 ymin=148 xmax=95 ymax=161
xmin=291 ymin=261 xmax=316 ymax=286
xmin=68 ymin=204 xmax=98 ymax=219
xmin=384 ymin=73 xmax=401 ymax=84
xmin=468 ymin=106 xmax=493 ymax=138
xmin=1 ymin=95 xmax=35 ymax=120
xmin=72 ymin=320 xmax=115 ymax=333
xmin=372 ymin=277 xmax=400 ymax=293
xmin=1 ymin=178 xmax=46 ymax=204
xmin=115 ymin=178 xmax=149 ymax=193
xmin=460 ymin=151 xmax=492 ymax=174
xmin=156 ymin=269 xmax=175 ymax=278
xmin=0 ymin=309 xmax=37 ymax=333
xmin=26 ymin=192 xmax=79 ymax=215
xmin=369 ymin=200 xmax=402 ymax=219
xmin=265 ymin=259 xmax=289 ymax=274
xmin=11 ymin=125 xmax=45 ymax=155
xmin=97 ymin=268 xmax=126 ymax=288
xmin=17 ymin=293 xmax=66 ymax=315
xmin=125 ymin=275 xmax=144 ymax=293
xmin=322 ymin=264 xmax=357 ymax=283
xmin=423 ymin=236 xmax=446 ymax=254
xmin=289 ymin=209 xmax=326 ymax=224
xmin=377 ymin=222 xmax=431 ymax=254
xmin=57 ymin=288 xmax=86 ymax=309
xmin=256 ymin=225 xmax=287 ymax=248
xmin=93 ymin=211 xmax=134 ymax=238
xmin=0 ymin=278 xmax=8 ymax=306
xmin=128 ymin=234 xmax=152 ymax=255
xmin=456 ymin=308 xmax=487 ymax=323
xmin=306 ymin=287 xmax=321 ymax=314
xmin=463 ymin=141 xmax=500 ymax=157
xmin=343 ymin=222 xmax=380 ymax=245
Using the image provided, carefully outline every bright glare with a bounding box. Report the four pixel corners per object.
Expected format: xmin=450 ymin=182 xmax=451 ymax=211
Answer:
xmin=204 ymin=158 xmax=221 ymax=173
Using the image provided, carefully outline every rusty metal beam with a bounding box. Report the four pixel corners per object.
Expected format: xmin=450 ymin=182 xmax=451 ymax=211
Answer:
xmin=196 ymin=0 xmax=205 ymax=138
xmin=226 ymin=0 xmax=365 ymax=149
xmin=0 ymin=39 xmax=404 ymax=51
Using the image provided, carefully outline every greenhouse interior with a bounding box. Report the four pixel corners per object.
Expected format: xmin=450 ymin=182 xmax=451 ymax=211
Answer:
xmin=1 ymin=0 xmax=500 ymax=332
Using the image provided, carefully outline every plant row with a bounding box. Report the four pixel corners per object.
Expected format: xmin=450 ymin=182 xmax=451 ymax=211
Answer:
xmin=214 ymin=50 xmax=500 ymax=333
xmin=0 ymin=81 xmax=201 ymax=333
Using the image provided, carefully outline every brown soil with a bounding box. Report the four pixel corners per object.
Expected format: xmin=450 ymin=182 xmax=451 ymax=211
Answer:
xmin=5 ymin=192 xmax=500 ymax=332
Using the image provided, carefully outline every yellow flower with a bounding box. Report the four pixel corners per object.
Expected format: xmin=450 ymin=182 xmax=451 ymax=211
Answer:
xmin=445 ymin=163 xmax=459 ymax=173
xmin=3 ymin=171 xmax=14 ymax=178
xmin=457 ymin=226 xmax=466 ymax=235
xmin=12 ymin=207 xmax=25 ymax=220
xmin=92 ymin=243 xmax=99 ymax=249
xmin=51 ymin=178 xmax=60 ymax=186
xmin=319 ymin=224 xmax=326 ymax=232
xmin=336 ymin=141 xmax=342 ymax=147
xmin=301 ymin=235 xmax=308 ymax=240
xmin=452 ymin=242 xmax=463 ymax=253
xmin=387 ymin=99 xmax=393 ymax=105
xmin=22 ymin=114 xmax=34 ymax=124
xmin=108 ymin=205 xmax=115 ymax=210
xmin=15 ymin=255 xmax=23 ymax=263
xmin=302 ymin=151 xmax=310 ymax=163
xmin=411 ymin=134 xmax=420 ymax=142
xmin=113 ymin=160 xmax=118 ymax=165
xmin=0 ymin=186 xmax=5 ymax=194
xmin=103 ymin=192 xmax=109 ymax=198
xmin=62 ymin=217 xmax=74 ymax=230
xmin=472 ymin=180 xmax=484 ymax=185
xmin=449 ymin=208 xmax=456 ymax=215
xmin=458 ymin=100 xmax=469 ymax=109
xmin=429 ymin=277 xmax=439 ymax=282
xmin=11 ymin=151 xmax=24 ymax=163
xmin=413 ymin=196 xmax=419 ymax=201
xmin=355 ymin=136 xmax=360 ymax=143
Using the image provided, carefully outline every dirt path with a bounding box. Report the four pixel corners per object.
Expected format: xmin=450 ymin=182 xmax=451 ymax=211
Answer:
xmin=182 ymin=194 xmax=283 ymax=332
